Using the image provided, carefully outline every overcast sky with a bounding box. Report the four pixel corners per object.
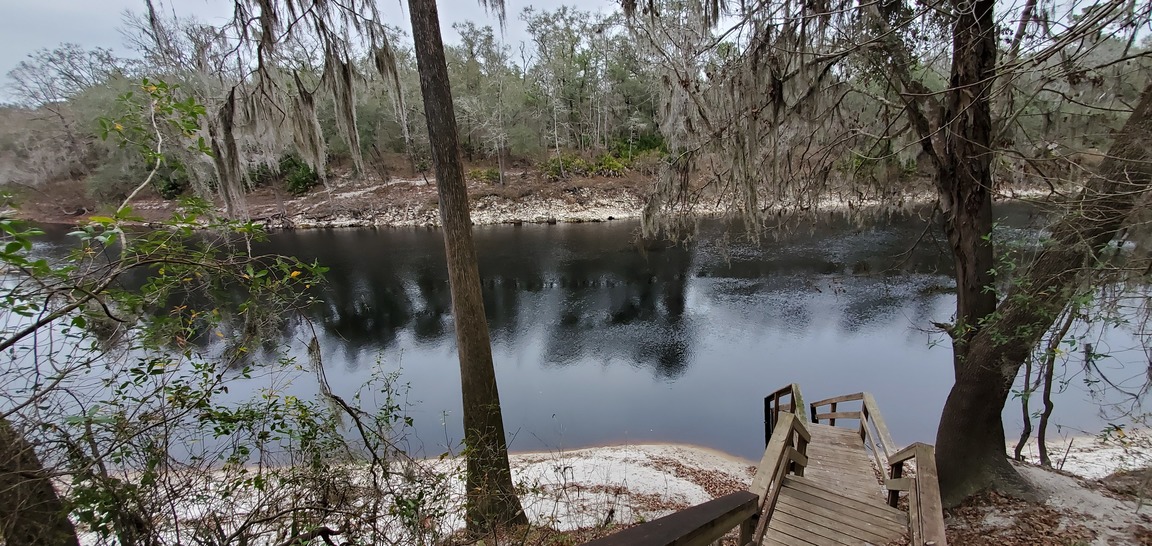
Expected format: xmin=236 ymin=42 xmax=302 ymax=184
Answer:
xmin=0 ymin=0 xmax=611 ymax=100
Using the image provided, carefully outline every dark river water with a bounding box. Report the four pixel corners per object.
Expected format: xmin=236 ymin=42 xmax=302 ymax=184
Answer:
xmin=36 ymin=205 xmax=1150 ymax=461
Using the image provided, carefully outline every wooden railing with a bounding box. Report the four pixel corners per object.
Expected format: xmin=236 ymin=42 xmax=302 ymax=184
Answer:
xmin=577 ymin=387 xmax=943 ymax=546
xmin=747 ymin=412 xmax=810 ymax=544
xmin=763 ymin=383 xmax=806 ymax=445
xmin=578 ymin=491 xmax=758 ymax=546
xmin=809 ymin=392 xmax=948 ymax=546
xmin=887 ymin=443 xmax=947 ymax=546
xmin=578 ymin=389 xmax=810 ymax=546
xmin=809 ymin=392 xmax=897 ymax=473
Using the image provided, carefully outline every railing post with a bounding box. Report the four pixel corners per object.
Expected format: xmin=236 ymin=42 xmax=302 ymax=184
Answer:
xmin=888 ymin=461 xmax=903 ymax=508
xmin=764 ymin=395 xmax=772 ymax=447
xmin=740 ymin=515 xmax=754 ymax=545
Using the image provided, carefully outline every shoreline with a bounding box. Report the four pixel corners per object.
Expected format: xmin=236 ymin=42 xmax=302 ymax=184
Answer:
xmin=13 ymin=174 xmax=1058 ymax=231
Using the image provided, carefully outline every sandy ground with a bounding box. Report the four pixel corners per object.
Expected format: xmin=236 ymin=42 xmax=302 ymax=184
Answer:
xmin=1013 ymin=432 xmax=1152 ymax=479
xmin=947 ymin=434 xmax=1152 ymax=545
xmin=66 ymin=436 xmax=1152 ymax=545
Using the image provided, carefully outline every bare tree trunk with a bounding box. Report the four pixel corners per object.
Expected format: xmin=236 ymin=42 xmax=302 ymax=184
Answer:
xmin=936 ymin=82 xmax=1152 ymax=506
xmin=0 ymin=417 xmax=80 ymax=546
xmin=1013 ymin=357 xmax=1033 ymax=462
xmin=935 ymin=0 xmax=999 ymax=379
xmin=1037 ymin=304 xmax=1077 ymax=466
xmin=407 ymin=0 xmax=528 ymax=533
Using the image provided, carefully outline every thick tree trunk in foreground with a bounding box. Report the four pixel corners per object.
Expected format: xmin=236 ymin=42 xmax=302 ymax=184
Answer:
xmin=0 ymin=417 xmax=80 ymax=546
xmin=936 ymin=83 xmax=1152 ymax=506
xmin=936 ymin=0 xmax=999 ymax=379
xmin=407 ymin=0 xmax=528 ymax=533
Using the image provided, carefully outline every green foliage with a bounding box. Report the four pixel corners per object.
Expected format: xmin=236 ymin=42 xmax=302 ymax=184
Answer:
xmin=467 ymin=168 xmax=501 ymax=184
xmin=247 ymin=162 xmax=277 ymax=187
xmin=625 ymin=149 xmax=666 ymax=176
xmin=153 ymin=159 xmax=190 ymax=199
xmin=97 ymin=78 xmax=212 ymax=166
xmin=594 ymin=154 xmax=627 ymax=177
xmin=544 ymin=155 xmax=591 ymax=180
xmin=609 ymin=133 xmax=665 ymax=159
xmin=279 ymin=154 xmax=321 ymax=195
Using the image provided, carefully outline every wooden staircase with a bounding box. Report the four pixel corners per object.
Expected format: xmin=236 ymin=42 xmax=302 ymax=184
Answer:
xmin=582 ymin=385 xmax=947 ymax=546
xmin=764 ymin=423 xmax=909 ymax=545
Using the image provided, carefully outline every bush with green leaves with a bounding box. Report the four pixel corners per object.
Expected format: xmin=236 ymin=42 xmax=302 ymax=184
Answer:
xmin=544 ymin=155 xmax=591 ymax=180
xmin=594 ymin=154 xmax=627 ymax=177
xmin=280 ymin=154 xmax=321 ymax=195
xmin=247 ymin=161 xmax=277 ymax=187
xmin=609 ymin=133 xmax=665 ymax=160
xmin=467 ymin=168 xmax=501 ymax=184
xmin=0 ymin=197 xmax=464 ymax=545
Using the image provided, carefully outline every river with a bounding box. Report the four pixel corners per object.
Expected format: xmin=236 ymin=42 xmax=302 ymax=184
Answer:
xmin=33 ymin=205 xmax=1151 ymax=462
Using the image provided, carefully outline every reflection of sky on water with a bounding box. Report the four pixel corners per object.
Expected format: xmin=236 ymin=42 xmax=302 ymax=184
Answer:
xmin=22 ymin=206 xmax=1151 ymax=462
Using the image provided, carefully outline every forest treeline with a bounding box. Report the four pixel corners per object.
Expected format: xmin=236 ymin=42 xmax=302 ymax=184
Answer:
xmin=0 ymin=6 xmax=667 ymax=207
xmin=3 ymin=3 xmax=1147 ymax=212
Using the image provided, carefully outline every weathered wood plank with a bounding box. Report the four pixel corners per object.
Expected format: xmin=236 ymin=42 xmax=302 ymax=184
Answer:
xmin=862 ymin=393 xmax=897 ymax=455
xmin=751 ymin=413 xmax=796 ymax=501
xmin=764 ymin=528 xmax=817 ymax=546
xmin=579 ymin=491 xmax=757 ymax=546
xmin=767 ymin=519 xmax=844 ymax=546
xmin=813 ymin=411 xmax=862 ymax=422
xmin=809 ymin=393 xmax=865 ymax=407
xmin=911 ymin=444 xmax=948 ymax=546
xmin=771 ymin=508 xmax=899 ymax=546
xmin=775 ymin=495 xmax=901 ymax=544
xmin=781 ymin=477 xmax=908 ymax=524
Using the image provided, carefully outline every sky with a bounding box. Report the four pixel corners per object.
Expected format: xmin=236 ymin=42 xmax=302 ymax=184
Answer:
xmin=0 ymin=0 xmax=611 ymax=101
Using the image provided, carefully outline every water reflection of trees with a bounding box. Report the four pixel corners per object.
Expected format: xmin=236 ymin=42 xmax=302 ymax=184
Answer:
xmin=540 ymin=238 xmax=696 ymax=379
xmin=235 ymin=208 xmax=1042 ymax=378
xmin=252 ymin=225 xmax=700 ymax=378
xmin=35 ymin=211 xmax=1017 ymax=382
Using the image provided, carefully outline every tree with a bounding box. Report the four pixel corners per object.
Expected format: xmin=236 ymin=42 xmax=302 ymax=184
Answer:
xmin=407 ymin=0 xmax=528 ymax=532
xmin=625 ymin=0 xmax=1152 ymax=506
xmin=4 ymin=45 xmax=129 ymax=186
xmin=0 ymin=417 xmax=80 ymax=546
xmin=935 ymin=82 xmax=1152 ymax=503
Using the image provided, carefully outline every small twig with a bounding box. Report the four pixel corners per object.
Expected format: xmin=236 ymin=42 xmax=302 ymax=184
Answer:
xmin=1058 ymin=437 xmax=1075 ymax=471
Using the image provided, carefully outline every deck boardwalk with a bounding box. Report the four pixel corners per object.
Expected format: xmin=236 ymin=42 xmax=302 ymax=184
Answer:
xmin=764 ymin=423 xmax=907 ymax=545
xmin=578 ymin=386 xmax=946 ymax=546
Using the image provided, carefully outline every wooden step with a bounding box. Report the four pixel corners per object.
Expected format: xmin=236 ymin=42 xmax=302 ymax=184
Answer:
xmin=765 ymin=476 xmax=908 ymax=546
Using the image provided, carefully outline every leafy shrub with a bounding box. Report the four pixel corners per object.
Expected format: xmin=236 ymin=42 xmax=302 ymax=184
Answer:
xmin=544 ymin=155 xmax=591 ymax=180
xmin=279 ymin=154 xmax=320 ymax=195
xmin=467 ymin=168 xmax=501 ymax=184
xmin=594 ymin=155 xmax=627 ymax=177
xmin=609 ymin=133 xmax=666 ymax=159
xmin=247 ymin=162 xmax=277 ymax=187
xmin=627 ymin=150 xmax=665 ymax=176
xmin=153 ymin=160 xmax=190 ymax=199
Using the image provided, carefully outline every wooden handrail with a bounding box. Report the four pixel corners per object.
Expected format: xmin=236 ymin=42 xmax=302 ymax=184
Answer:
xmin=764 ymin=383 xmax=806 ymax=445
xmin=748 ymin=412 xmax=810 ymax=544
xmin=810 ymin=392 xmax=946 ymax=546
xmin=577 ymin=412 xmax=812 ymax=546
xmin=578 ymin=491 xmax=758 ymax=546
xmin=580 ymin=387 xmax=944 ymax=546
xmin=888 ymin=443 xmax=947 ymax=546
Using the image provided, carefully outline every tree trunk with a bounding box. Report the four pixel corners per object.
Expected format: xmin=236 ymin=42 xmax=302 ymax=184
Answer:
xmin=407 ymin=0 xmax=528 ymax=533
xmin=0 ymin=417 xmax=80 ymax=546
xmin=936 ymin=0 xmax=999 ymax=378
xmin=936 ymin=82 xmax=1152 ymax=506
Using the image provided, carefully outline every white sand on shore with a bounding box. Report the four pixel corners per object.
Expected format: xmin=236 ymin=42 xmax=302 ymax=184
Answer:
xmin=1011 ymin=431 xmax=1152 ymax=479
xmin=428 ymin=443 xmax=757 ymax=532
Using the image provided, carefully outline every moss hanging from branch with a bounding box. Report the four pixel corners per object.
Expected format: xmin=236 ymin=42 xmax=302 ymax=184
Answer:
xmin=290 ymin=72 xmax=328 ymax=180
xmin=322 ymin=51 xmax=365 ymax=176
xmin=206 ymin=88 xmax=247 ymax=219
